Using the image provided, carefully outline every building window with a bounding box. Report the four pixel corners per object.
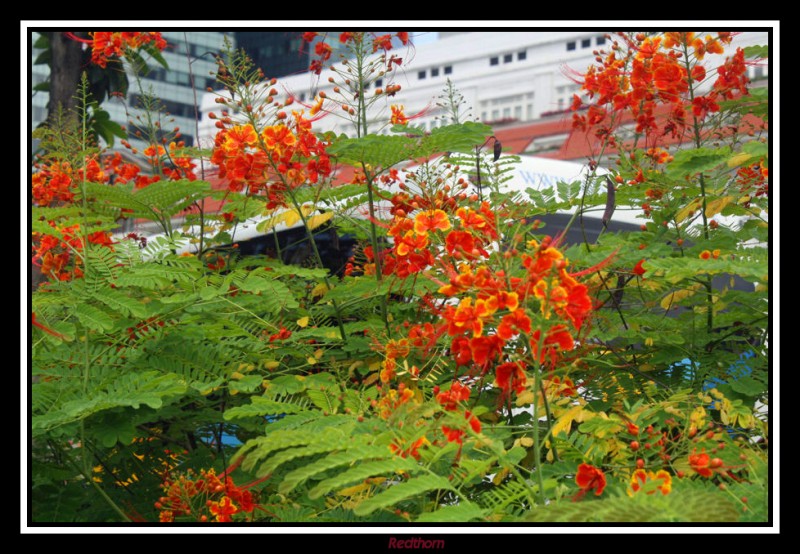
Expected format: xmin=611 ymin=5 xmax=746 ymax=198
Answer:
xmin=431 ymin=67 xmax=440 ymax=77
xmin=527 ymin=104 xmax=533 ymax=120
xmin=517 ymin=50 xmax=527 ymax=61
xmin=491 ymin=109 xmax=500 ymax=120
xmin=514 ymin=105 xmax=522 ymax=120
xmin=418 ymin=70 xmax=426 ymax=79
xmin=567 ymin=41 xmax=576 ymax=51
xmin=299 ymin=92 xmax=306 ymax=101
xmin=444 ymin=65 xmax=452 ymax=75
xmin=481 ymin=111 xmax=487 ymax=121
xmin=490 ymin=56 xmax=499 ymax=66
xmin=375 ymin=78 xmax=383 ymax=88
xmin=503 ymin=107 xmax=511 ymax=118
xmin=581 ymin=38 xmax=591 ymax=48
xmin=596 ymin=36 xmax=606 ymax=46
xmin=503 ymin=53 xmax=513 ymax=63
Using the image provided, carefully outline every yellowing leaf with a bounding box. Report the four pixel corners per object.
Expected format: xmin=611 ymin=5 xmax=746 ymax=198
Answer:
xmin=307 ymin=357 xmax=317 ymax=365
xmin=492 ymin=468 xmax=510 ymax=485
xmin=727 ymin=151 xmax=753 ymax=168
xmin=675 ymin=198 xmax=703 ymax=223
xmin=263 ymin=360 xmax=280 ymax=370
xmin=704 ymin=196 xmax=734 ymax=218
xmin=296 ymin=316 xmax=310 ymax=328
xmin=283 ymin=209 xmax=302 ymax=228
xmin=337 ymin=482 xmax=371 ymax=497
xmin=551 ymin=404 xmax=587 ymax=437
xmin=311 ymin=283 xmax=329 ymax=297
xmin=515 ymin=390 xmax=535 ymax=406
xmin=314 ymin=348 xmax=325 ymax=360
xmin=660 ymin=284 xmax=702 ymax=310
xmin=306 ymin=211 xmax=334 ymax=231
xmin=518 ymin=437 xmax=534 ymax=447
xmin=231 ymin=371 xmax=245 ymax=380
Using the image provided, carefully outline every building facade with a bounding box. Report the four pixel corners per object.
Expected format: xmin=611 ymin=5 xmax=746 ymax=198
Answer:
xmin=198 ymin=30 xmax=769 ymax=156
xmin=31 ymin=31 xmax=234 ymax=149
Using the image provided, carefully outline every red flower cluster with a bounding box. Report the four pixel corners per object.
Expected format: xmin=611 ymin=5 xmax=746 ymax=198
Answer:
xmin=574 ymin=463 xmax=606 ymax=499
xmin=571 ymin=32 xmax=746 ymax=147
xmin=157 ymin=467 xmax=261 ymax=523
xmin=89 ymin=32 xmax=167 ymax=68
xmin=303 ymin=32 xmax=410 ymax=74
xmin=210 ymin=112 xmax=332 ymax=208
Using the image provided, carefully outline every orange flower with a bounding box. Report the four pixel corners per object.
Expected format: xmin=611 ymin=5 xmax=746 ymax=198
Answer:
xmin=413 ymin=209 xmax=451 ymax=236
xmin=391 ymin=105 xmax=408 ymax=125
xmin=628 ymin=469 xmax=672 ymax=496
xmin=633 ymin=259 xmax=647 ymax=276
xmin=395 ymin=230 xmax=428 ymax=257
xmin=496 ymin=309 xmax=531 ymax=340
xmin=390 ymin=436 xmax=429 ymax=460
xmin=531 ymin=325 xmax=574 ymax=366
xmin=689 ymin=450 xmax=714 ymax=477
xmin=208 ymin=496 xmax=239 ymax=522
xmin=222 ymin=125 xmax=258 ymax=153
xmin=435 ymin=381 xmax=471 ymax=411
xmin=575 ymin=463 xmax=606 ymax=497
xmin=495 ymin=361 xmax=527 ymax=396
xmin=699 ymin=250 xmax=711 ymax=260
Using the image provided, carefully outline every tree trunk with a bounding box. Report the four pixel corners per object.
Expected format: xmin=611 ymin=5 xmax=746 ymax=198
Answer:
xmin=46 ymin=32 xmax=84 ymax=121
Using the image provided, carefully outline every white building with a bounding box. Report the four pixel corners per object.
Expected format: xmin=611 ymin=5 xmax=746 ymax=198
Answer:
xmin=198 ymin=30 xmax=769 ymax=146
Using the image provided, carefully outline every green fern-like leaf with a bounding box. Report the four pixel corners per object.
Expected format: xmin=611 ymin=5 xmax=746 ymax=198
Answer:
xmin=416 ymin=501 xmax=487 ymax=523
xmin=91 ymin=288 xmax=149 ymax=318
xmin=524 ymin=490 xmax=741 ymax=522
xmin=75 ymin=303 xmax=114 ymax=331
xmin=353 ymin=473 xmax=454 ymax=516
xmin=278 ymin=443 xmax=390 ymax=495
xmin=224 ymin=397 xmax=309 ymax=421
xmin=256 ymin=432 xmax=351 ymax=477
xmin=308 ymin=458 xmax=421 ymax=500
xmin=238 ymin=424 xmax=353 ymax=473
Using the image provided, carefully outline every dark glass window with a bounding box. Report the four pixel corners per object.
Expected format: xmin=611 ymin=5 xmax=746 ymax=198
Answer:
xmin=444 ymin=65 xmax=452 ymax=74
xmin=418 ymin=70 xmax=426 ymax=79
xmin=490 ymin=56 xmax=499 ymax=65
xmin=581 ymin=38 xmax=591 ymax=48
xmin=431 ymin=67 xmax=440 ymax=77
xmin=567 ymin=42 xmax=576 ymax=51
xmin=503 ymin=53 xmax=512 ymax=63
xmin=518 ymin=50 xmax=527 ymax=61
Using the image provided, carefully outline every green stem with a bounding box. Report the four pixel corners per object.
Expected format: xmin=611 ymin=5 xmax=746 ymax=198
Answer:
xmin=284 ymin=189 xmax=348 ymax=344
xmin=529 ymin=362 xmax=548 ymax=505
xmin=681 ymin=41 xmax=714 ymax=334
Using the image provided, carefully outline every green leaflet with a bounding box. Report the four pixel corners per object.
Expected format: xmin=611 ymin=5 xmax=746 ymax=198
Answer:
xmin=308 ymin=458 xmax=421 ymax=500
xmin=91 ymin=288 xmax=149 ymax=318
xmin=306 ymin=386 xmax=341 ymax=413
xmin=75 ymin=303 xmax=114 ymax=331
xmin=238 ymin=424 xmax=354 ymax=474
xmin=666 ymin=147 xmax=731 ymax=178
xmin=256 ymin=434 xmax=352 ymax=477
xmin=279 ymin=443 xmax=389 ymax=495
xmin=224 ymin=398 xmax=308 ymax=421
xmin=32 ymin=371 xmax=187 ymax=433
xmin=644 ymin=255 xmax=767 ymax=284
xmin=525 ymin=489 xmax=741 ymax=522
xmin=329 ymin=122 xmax=492 ymax=169
xmin=83 ymin=179 xmax=212 ymax=221
xmin=416 ymin=501 xmax=487 ymax=523
xmin=353 ymin=473 xmax=454 ymax=516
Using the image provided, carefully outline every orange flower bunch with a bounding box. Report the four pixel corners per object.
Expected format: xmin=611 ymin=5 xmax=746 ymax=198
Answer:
xmin=209 ymin=111 xmax=332 ymax=207
xmin=571 ymin=32 xmax=745 ymax=146
xmin=89 ymin=32 xmax=167 ymax=68
xmin=156 ymin=467 xmax=261 ymax=523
